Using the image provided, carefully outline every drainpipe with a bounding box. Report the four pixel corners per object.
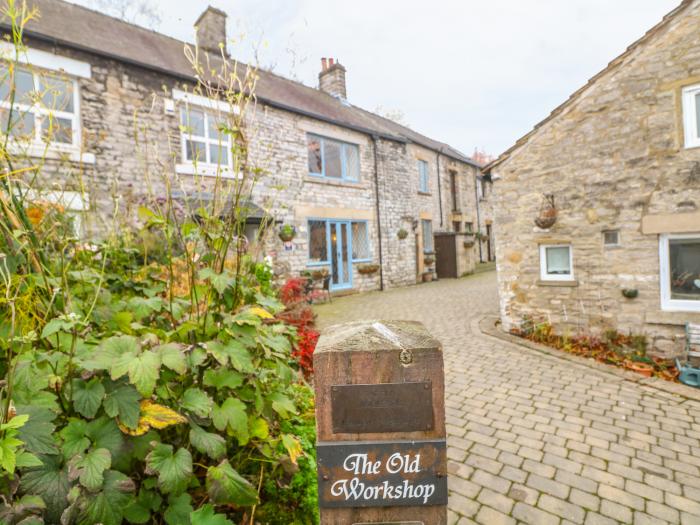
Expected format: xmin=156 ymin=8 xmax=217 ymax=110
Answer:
xmin=371 ymin=134 xmax=385 ymax=291
xmin=436 ymin=149 xmax=444 ymax=228
xmin=475 ymin=171 xmax=483 ymax=263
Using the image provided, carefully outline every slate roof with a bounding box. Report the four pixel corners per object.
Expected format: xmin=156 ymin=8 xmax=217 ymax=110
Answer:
xmin=484 ymin=0 xmax=694 ymax=173
xmin=5 ymin=0 xmax=479 ymax=167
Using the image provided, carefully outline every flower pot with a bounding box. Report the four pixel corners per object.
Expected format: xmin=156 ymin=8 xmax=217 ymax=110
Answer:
xmin=622 ymin=288 xmax=639 ymax=299
xmin=278 ymin=225 xmax=296 ymax=242
xmin=310 ymin=269 xmax=328 ymax=280
xmin=357 ymin=264 xmax=380 ymax=275
xmin=423 ymin=256 xmax=435 ymax=266
xmin=624 ymin=360 xmax=654 ymax=377
xmin=535 ymin=194 xmax=557 ymax=229
xmin=422 ymin=272 xmax=433 ymax=283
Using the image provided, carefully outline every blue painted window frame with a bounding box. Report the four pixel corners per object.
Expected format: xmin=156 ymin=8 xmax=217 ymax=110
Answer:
xmin=307 ymin=133 xmax=360 ymax=181
xmin=306 ymin=218 xmax=372 ymax=267
xmin=418 ymin=159 xmax=429 ymax=193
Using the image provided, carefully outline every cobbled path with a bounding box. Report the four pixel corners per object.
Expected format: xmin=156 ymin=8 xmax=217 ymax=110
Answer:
xmin=314 ymin=272 xmax=700 ymax=525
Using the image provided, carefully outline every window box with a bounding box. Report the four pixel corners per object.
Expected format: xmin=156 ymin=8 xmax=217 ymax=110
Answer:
xmin=659 ymin=233 xmax=700 ymax=312
xmin=682 ymin=84 xmax=700 ymax=149
xmin=540 ymin=244 xmax=574 ymax=281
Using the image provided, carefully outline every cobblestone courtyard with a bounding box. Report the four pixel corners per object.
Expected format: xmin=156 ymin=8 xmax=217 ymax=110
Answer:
xmin=315 ymin=272 xmax=700 ymax=525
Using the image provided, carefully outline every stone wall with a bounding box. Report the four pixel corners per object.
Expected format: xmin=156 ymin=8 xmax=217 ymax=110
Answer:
xmin=492 ymin=1 xmax=700 ymax=356
xmin=14 ymin=36 xmax=483 ymax=294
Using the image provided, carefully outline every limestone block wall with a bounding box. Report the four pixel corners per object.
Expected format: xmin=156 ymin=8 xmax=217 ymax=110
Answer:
xmin=492 ymin=1 xmax=700 ymax=356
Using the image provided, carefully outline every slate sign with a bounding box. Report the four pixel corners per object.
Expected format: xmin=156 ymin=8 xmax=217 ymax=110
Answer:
xmin=331 ymin=382 xmax=433 ymax=434
xmin=317 ymin=439 xmax=447 ymax=508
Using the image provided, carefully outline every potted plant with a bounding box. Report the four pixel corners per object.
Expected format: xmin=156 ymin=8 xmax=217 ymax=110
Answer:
xmin=310 ymin=268 xmax=329 ymax=280
xmin=624 ymin=359 xmax=654 ymax=377
xmin=622 ymin=288 xmax=639 ymax=299
xmin=463 ymin=233 xmax=476 ymax=247
xmin=278 ymin=224 xmax=296 ymax=242
xmin=397 ymin=228 xmax=409 ymax=240
xmin=357 ymin=263 xmax=380 ymax=275
xmin=535 ymin=194 xmax=557 ymax=229
xmin=422 ymin=271 xmax=434 ymax=283
xmin=424 ymin=254 xmax=435 ymax=266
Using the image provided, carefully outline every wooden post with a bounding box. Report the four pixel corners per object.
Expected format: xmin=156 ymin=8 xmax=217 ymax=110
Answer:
xmin=314 ymin=320 xmax=447 ymax=525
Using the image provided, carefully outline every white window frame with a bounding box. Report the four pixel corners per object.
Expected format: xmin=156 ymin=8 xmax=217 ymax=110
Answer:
xmin=174 ymin=89 xmax=237 ymax=179
xmin=1 ymin=66 xmax=82 ymax=151
xmin=682 ymin=84 xmax=700 ymax=149
xmin=539 ymin=244 xmax=574 ymax=281
xmin=659 ymin=233 xmax=700 ymax=312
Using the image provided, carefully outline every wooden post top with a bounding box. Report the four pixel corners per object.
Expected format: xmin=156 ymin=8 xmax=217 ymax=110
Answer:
xmin=316 ymin=320 xmax=442 ymax=355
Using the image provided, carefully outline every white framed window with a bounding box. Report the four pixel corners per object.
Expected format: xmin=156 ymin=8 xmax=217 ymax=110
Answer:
xmin=682 ymin=84 xmax=700 ymax=149
xmin=178 ymin=105 xmax=234 ymax=177
xmin=659 ymin=233 xmax=700 ymax=312
xmin=539 ymin=244 xmax=574 ymax=281
xmin=0 ymin=64 xmax=81 ymax=150
xmin=603 ymin=230 xmax=620 ymax=247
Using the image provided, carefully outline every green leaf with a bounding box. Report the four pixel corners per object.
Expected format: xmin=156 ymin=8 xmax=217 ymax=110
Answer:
xmin=204 ymin=341 xmax=228 ymax=366
xmin=127 ymin=296 xmax=163 ymax=321
xmin=206 ymin=460 xmax=259 ymax=506
xmin=211 ymin=398 xmax=248 ymax=445
xmin=40 ymin=318 xmax=73 ymax=339
xmin=268 ymin=392 xmax=297 ymax=418
xmin=1 ymin=413 xmax=29 ymax=430
xmin=79 ymin=470 xmax=135 ymax=525
xmin=103 ymin=383 xmax=141 ymax=429
xmin=72 ymin=377 xmax=105 ymax=418
xmin=181 ymin=388 xmax=213 ymax=418
xmin=20 ymin=454 xmax=70 ymax=523
xmin=0 ymin=437 xmax=19 ymax=473
xmin=145 ymin=444 xmax=192 ymax=495
xmin=198 ymin=268 xmax=235 ymax=295
xmin=190 ymin=504 xmax=233 ymax=525
xmin=202 ymin=369 xmax=242 ymax=390
xmin=86 ymin=417 xmax=124 ymax=457
xmin=157 ymin=343 xmax=188 ymax=374
xmin=249 ymin=417 xmax=269 ymax=440
xmin=124 ymin=488 xmax=161 ymax=524
xmin=59 ymin=419 xmax=90 ymax=459
xmin=77 ymin=448 xmax=111 ymax=491
xmin=164 ymin=493 xmax=193 ymax=525
xmin=224 ymin=340 xmax=254 ymax=373
xmin=82 ymin=335 xmax=139 ymax=374
xmin=15 ymin=405 xmax=58 ymax=455
xmin=189 ymin=424 xmax=226 ymax=460
xmin=128 ymin=351 xmax=161 ymax=396
xmin=15 ymin=451 xmax=43 ymax=468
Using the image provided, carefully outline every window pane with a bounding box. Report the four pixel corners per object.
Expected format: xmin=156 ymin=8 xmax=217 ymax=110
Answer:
xmin=1 ymin=109 xmax=35 ymax=139
xmin=209 ymin=143 xmax=228 ymax=166
xmin=603 ymin=230 xmax=619 ymax=246
xmin=323 ymin=139 xmax=342 ymax=178
xmin=351 ymin=222 xmax=370 ymax=259
xmin=308 ymin=220 xmax=328 ymax=263
xmin=208 ymin=115 xmax=224 ymax=141
xmin=546 ymin=247 xmax=571 ymax=275
xmin=42 ymin=116 xmax=72 ymax=144
xmin=40 ymin=75 xmax=73 ymax=113
xmin=307 ymin=136 xmax=322 ymax=174
xmin=185 ymin=140 xmax=206 ymax=162
xmin=670 ymin=238 xmax=700 ymax=302
xmin=181 ymin=107 xmax=205 ymax=136
xmin=1 ymin=67 xmax=35 ymax=104
xmin=422 ymin=219 xmax=433 ymax=253
xmin=418 ymin=161 xmax=429 ymax=192
xmin=344 ymin=144 xmax=360 ymax=180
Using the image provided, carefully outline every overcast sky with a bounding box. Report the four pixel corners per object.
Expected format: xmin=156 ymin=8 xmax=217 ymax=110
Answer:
xmin=71 ymin=0 xmax=680 ymax=157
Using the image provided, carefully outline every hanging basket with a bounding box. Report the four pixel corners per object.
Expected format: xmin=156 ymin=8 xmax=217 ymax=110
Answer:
xmin=535 ymin=194 xmax=557 ymax=229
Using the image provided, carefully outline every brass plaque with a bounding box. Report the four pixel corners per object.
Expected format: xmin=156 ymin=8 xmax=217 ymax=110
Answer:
xmin=317 ymin=439 xmax=447 ymax=508
xmin=331 ymin=382 xmax=433 ymax=434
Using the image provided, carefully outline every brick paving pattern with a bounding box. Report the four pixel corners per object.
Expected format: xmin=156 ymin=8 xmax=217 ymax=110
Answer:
xmin=314 ymin=272 xmax=700 ymax=525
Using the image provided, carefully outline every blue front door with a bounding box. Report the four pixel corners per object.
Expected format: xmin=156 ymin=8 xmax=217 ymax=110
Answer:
xmin=329 ymin=221 xmax=352 ymax=290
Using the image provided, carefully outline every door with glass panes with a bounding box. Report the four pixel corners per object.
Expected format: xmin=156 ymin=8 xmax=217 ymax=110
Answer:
xmin=328 ymin=221 xmax=352 ymax=290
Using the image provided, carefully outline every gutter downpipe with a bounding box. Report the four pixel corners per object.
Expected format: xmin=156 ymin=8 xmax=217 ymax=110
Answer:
xmin=475 ymin=172 xmax=483 ymax=263
xmin=437 ymin=149 xmax=444 ymax=228
xmin=371 ymin=134 xmax=385 ymax=291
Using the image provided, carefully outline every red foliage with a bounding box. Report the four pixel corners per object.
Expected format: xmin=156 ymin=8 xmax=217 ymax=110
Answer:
xmin=278 ymin=277 xmax=319 ymax=378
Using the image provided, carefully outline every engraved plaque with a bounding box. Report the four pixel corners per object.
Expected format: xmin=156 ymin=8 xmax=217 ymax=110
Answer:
xmin=331 ymin=382 xmax=433 ymax=434
xmin=317 ymin=439 xmax=447 ymax=508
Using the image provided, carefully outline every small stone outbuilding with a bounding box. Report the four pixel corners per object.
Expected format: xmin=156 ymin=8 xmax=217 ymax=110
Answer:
xmin=485 ymin=0 xmax=700 ymax=357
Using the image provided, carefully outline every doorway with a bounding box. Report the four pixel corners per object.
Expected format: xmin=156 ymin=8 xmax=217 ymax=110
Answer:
xmin=329 ymin=221 xmax=352 ymax=290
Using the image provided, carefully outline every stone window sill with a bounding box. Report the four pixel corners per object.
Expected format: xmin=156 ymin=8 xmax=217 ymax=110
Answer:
xmin=537 ymin=280 xmax=578 ymax=287
xmin=304 ymin=176 xmax=367 ymax=190
xmin=10 ymin=143 xmax=95 ymax=164
xmin=418 ymin=191 xmax=432 ymax=196
xmin=646 ymin=310 xmax=700 ymax=326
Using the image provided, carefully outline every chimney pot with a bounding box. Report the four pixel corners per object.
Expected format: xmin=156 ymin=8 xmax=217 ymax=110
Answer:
xmin=321 ymin=57 xmax=328 ymax=70
xmin=195 ymin=6 xmax=228 ymax=55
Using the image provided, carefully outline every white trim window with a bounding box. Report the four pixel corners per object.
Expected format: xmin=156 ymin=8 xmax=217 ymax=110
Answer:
xmin=682 ymin=84 xmax=700 ymax=149
xmin=540 ymin=244 xmax=574 ymax=281
xmin=177 ymin=100 xmax=235 ymax=178
xmin=659 ymin=233 xmax=700 ymax=312
xmin=0 ymin=64 xmax=81 ymax=150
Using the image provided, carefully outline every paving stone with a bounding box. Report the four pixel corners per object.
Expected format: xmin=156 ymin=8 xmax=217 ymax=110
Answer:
xmin=512 ymin=502 xmax=560 ymax=525
xmin=570 ymin=488 xmax=600 ymax=512
xmin=508 ymin=484 xmax=539 ymax=506
xmin=474 ymin=505 xmax=515 ymax=525
xmin=633 ymin=511 xmax=669 ymax=525
xmin=472 ymin=469 xmax=511 ymax=494
xmin=449 ymin=476 xmax=481 ymax=499
xmin=477 ymin=488 xmax=515 ymax=514
xmin=526 ymin=473 xmax=570 ymax=499
xmin=555 ymin=470 xmax=599 ymax=494
xmin=538 ymin=494 xmax=586 ymax=524
xmin=449 ymin=492 xmax=480 ymax=518
xmin=600 ymin=499 xmax=633 ymax=523
xmin=598 ymin=484 xmax=645 ymax=511
xmin=584 ymin=511 xmax=617 ymax=525
xmin=523 ymin=458 xmax=556 ymax=478
xmin=646 ymin=501 xmax=680 ymax=523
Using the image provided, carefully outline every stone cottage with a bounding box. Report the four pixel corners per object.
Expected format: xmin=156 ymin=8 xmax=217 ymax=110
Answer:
xmin=484 ymin=0 xmax=700 ymax=356
xmin=0 ymin=0 xmax=488 ymax=293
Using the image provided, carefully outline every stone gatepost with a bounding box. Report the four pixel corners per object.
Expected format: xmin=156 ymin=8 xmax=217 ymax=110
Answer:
xmin=314 ymin=320 xmax=447 ymax=525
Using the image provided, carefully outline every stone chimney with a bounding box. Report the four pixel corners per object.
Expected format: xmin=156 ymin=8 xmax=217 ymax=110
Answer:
xmin=319 ymin=57 xmax=347 ymax=100
xmin=195 ymin=6 xmax=227 ymax=55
